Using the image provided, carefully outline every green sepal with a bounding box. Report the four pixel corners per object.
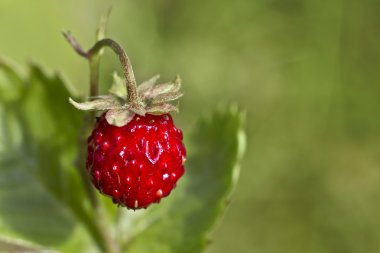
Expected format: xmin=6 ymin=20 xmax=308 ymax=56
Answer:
xmin=105 ymin=109 xmax=135 ymax=127
xmin=109 ymin=72 xmax=127 ymax=99
xmin=69 ymin=96 xmax=123 ymax=111
xmin=70 ymin=73 xmax=183 ymax=126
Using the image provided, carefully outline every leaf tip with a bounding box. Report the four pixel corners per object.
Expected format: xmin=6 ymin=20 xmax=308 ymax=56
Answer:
xmin=68 ymin=97 xmax=80 ymax=109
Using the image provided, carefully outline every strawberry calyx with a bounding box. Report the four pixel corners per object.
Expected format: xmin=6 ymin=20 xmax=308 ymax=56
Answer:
xmin=68 ymin=38 xmax=183 ymax=127
xmin=70 ymin=74 xmax=182 ymax=126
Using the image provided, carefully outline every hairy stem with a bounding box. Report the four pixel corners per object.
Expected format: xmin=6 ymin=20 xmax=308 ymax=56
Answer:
xmin=63 ymin=31 xmax=120 ymax=253
xmin=87 ymin=39 xmax=140 ymax=107
xmin=63 ymin=32 xmax=143 ymax=114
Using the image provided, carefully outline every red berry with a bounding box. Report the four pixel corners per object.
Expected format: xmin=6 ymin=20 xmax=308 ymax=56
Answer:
xmin=87 ymin=113 xmax=186 ymax=209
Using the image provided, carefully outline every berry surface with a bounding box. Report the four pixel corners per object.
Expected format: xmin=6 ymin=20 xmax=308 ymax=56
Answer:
xmin=87 ymin=113 xmax=186 ymax=209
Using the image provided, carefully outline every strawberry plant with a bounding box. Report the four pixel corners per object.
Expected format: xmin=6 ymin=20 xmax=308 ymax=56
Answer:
xmin=0 ymin=16 xmax=245 ymax=253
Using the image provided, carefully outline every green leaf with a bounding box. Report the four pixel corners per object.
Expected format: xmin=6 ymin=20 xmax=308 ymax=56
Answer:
xmin=0 ymin=62 xmax=100 ymax=252
xmin=0 ymin=235 xmax=59 ymax=253
xmin=118 ymin=106 xmax=246 ymax=253
xmin=109 ymin=72 xmax=127 ymax=99
xmin=0 ymin=60 xmax=25 ymax=103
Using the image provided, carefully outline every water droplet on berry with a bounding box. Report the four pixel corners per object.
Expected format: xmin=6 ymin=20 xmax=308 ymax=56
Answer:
xmin=134 ymin=200 xmax=139 ymax=208
xmin=163 ymin=173 xmax=169 ymax=181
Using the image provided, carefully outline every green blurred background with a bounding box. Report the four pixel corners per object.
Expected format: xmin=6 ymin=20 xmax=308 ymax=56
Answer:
xmin=1 ymin=0 xmax=380 ymax=252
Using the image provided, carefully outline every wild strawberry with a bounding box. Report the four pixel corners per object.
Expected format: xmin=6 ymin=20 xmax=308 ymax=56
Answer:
xmin=87 ymin=113 xmax=185 ymax=209
xmin=68 ymin=38 xmax=186 ymax=209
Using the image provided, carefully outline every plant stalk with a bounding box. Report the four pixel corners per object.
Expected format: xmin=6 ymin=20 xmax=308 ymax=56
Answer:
xmin=87 ymin=39 xmax=139 ymax=107
xmin=63 ymin=31 xmax=120 ymax=253
xmin=89 ymin=55 xmax=100 ymax=98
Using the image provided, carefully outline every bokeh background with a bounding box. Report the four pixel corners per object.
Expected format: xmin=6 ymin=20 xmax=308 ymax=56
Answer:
xmin=1 ymin=0 xmax=380 ymax=252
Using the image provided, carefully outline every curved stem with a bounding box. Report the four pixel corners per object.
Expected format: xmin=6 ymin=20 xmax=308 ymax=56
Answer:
xmin=88 ymin=39 xmax=140 ymax=106
xmin=62 ymin=31 xmax=88 ymax=58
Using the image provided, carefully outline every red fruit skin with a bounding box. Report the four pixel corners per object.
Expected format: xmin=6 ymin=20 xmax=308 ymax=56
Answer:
xmin=86 ymin=113 xmax=186 ymax=209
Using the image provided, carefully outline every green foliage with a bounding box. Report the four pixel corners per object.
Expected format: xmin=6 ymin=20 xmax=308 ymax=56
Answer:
xmin=0 ymin=62 xmax=245 ymax=252
xmin=0 ymin=61 xmax=98 ymax=252
xmin=119 ymin=107 xmax=244 ymax=253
